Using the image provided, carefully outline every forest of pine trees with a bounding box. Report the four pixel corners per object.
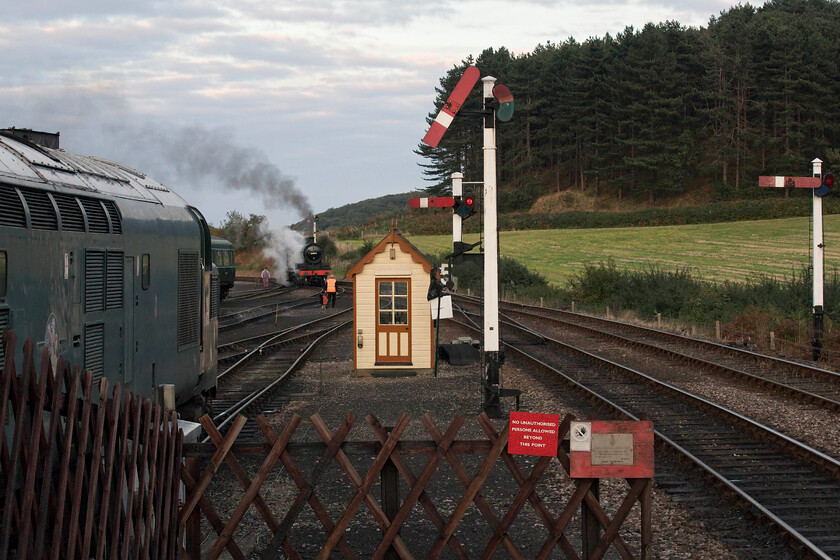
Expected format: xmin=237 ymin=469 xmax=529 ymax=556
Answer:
xmin=417 ymin=0 xmax=840 ymax=208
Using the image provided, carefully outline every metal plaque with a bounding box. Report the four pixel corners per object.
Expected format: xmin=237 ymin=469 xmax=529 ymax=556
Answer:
xmin=591 ymin=433 xmax=634 ymax=466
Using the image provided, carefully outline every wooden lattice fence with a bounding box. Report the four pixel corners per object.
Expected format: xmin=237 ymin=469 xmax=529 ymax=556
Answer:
xmin=1 ymin=331 xmax=183 ymax=559
xmin=180 ymin=411 xmax=652 ymax=559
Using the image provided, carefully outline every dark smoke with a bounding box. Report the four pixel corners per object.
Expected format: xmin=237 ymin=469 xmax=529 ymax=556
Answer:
xmin=109 ymin=123 xmax=312 ymax=219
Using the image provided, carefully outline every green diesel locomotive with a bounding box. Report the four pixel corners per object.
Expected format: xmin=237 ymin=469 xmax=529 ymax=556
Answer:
xmin=0 ymin=129 xmax=217 ymax=414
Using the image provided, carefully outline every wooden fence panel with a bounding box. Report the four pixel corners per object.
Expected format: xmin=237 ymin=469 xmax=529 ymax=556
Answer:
xmin=0 ymin=331 xmax=183 ymax=559
xmin=0 ymin=328 xmax=653 ymax=559
xmin=181 ymin=411 xmax=653 ymax=560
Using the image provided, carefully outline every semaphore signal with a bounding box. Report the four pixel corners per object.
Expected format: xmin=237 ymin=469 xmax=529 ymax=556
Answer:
xmin=422 ymin=66 xmax=480 ymax=148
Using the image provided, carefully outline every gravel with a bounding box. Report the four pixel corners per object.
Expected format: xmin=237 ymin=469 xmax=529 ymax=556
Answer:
xmin=193 ymin=321 xmax=797 ymax=559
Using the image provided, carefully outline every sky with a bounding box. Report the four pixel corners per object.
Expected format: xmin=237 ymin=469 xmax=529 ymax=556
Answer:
xmin=0 ymin=0 xmax=762 ymax=232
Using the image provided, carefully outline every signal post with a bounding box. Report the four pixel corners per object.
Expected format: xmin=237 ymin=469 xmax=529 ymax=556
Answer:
xmin=417 ymin=66 xmax=517 ymax=416
xmin=481 ymin=76 xmax=502 ymax=417
xmin=759 ymin=158 xmax=834 ymax=360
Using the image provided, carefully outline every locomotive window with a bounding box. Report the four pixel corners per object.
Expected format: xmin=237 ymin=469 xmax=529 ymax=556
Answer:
xmin=141 ymin=253 xmax=150 ymax=290
xmin=0 ymin=251 xmax=6 ymax=299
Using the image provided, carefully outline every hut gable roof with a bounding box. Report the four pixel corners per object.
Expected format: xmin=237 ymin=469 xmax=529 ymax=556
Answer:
xmin=345 ymin=228 xmax=432 ymax=280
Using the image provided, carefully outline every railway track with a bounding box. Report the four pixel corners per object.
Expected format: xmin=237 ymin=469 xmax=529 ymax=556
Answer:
xmin=211 ymin=309 xmax=352 ymax=441
xmin=455 ymin=294 xmax=840 ymax=414
xmin=219 ymin=290 xmax=322 ymax=331
xmin=224 ymin=282 xmax=295 ymax=301
xmin=451 ymin=298 xmax=840 ymax=558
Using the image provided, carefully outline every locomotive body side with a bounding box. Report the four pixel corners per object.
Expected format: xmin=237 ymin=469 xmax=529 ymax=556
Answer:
xmin=0 ymin=132 xmax=217 ymax=411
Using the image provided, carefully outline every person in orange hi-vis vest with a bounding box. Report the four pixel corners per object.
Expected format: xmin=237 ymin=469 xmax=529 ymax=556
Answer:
xmin=326 ymin=273 xmax=337 ymax=308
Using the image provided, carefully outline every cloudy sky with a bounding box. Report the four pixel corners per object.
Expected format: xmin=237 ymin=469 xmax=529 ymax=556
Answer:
xmin=1 ymin=0 xmax=762 ymax=230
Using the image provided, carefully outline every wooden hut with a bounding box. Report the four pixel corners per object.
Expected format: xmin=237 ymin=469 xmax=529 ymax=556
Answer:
xmin=345 ymin=228 xmax=434 ymax=373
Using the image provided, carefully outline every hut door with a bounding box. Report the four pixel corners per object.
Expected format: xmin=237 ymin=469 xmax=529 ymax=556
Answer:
xmin=376 ymin=278 xmax=411 ymax=364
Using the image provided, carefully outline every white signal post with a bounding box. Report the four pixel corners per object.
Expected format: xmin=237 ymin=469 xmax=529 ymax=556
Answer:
xmin=812 ymin=158 xmax=825 ymax=358
xmin=759 ymin=159 xmax=828 ymax=360
xmin=452 ymin=172 xmax=463 ymax=247
xmin=482 ymin=76 xmax=502 ymax=417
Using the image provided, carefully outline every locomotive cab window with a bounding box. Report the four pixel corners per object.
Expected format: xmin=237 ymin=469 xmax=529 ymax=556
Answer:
xmin=141 ymin=253 xmax=150 ymax=290
xmin=0 ymin=251 xmax=6 ymax=299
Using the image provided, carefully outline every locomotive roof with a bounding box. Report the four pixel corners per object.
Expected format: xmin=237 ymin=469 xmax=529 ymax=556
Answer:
xmin=0 ymin=132 xmax=189 ymax=207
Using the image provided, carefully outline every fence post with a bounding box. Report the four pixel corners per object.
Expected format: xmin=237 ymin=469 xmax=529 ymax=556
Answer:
xmin=656 ymin=313 xmax=661 ymax=328
xmin=641 ymin=479 xmax=652 ymax=559
xmin=185 ymin=457 xmax=202 ymax=559
xmin=540 ymin=297 xmax=543 ymax=308
xmin=381 ymin=455 xmax=400 ymax=560
xmin=571 ymin=301 xmax=575 ymax=312
xmin=770 ymin=331 xmax=775 ymax=351
xmin=581 ymin=478 xmax=600 ymax=559
xmin=605 ymin=306 xmax=610 ymax=319
xmin=715 ymin=321 xmax=721 ymax=340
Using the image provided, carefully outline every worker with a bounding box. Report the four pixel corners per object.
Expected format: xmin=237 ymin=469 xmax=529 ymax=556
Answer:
xmin=261 ymin=266 xmax=270 ymax=288
xmin=326 ymin=272 xmax=337 ymax=308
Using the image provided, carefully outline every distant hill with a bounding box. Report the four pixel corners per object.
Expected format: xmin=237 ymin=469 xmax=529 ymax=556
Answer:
xmin=293 ymin=191 xmax=423 ymax=232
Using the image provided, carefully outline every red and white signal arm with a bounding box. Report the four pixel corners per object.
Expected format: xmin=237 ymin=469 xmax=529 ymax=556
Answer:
xmin=569 ymin=420 xmax=654 ymax=479
xmin=409 ymin=197 xmax=456 ymax=208
xmin=422 ymin=66 xmax=480 ymax=148
xmin=758 ymin=176 xmax=821 ymax=189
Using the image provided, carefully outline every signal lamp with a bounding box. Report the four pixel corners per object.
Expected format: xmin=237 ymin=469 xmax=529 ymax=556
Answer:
xmin=493 ymin=84 xmax=515 ymax=122
xmin=816 ymin=173 xmax=834 ymax=197
xmin=456 ymin=192 xmax=477 ymax=219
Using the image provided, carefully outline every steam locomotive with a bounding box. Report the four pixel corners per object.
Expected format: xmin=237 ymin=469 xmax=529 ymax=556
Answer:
xmin=0 ymin=128 xmax=217 ymax=415
xmin=287 ymin=215 xmax=332 ymax=286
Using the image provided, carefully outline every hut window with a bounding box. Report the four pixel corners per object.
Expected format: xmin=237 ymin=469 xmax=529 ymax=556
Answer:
xmin=378 ymin=280 xmax=409 ymax=325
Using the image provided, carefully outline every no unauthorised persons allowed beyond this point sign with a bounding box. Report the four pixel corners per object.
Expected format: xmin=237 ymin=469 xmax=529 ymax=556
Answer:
xmin=508 ymin=411 xmax=559 ymax=457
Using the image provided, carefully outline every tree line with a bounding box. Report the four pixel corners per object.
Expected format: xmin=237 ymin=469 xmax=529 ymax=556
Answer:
xmin=417 ymin=0 xmax=840 ymax=207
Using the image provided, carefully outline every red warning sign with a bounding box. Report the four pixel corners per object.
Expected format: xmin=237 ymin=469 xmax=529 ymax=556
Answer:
xmin=508 ymin=411 xmax=559 ymax=457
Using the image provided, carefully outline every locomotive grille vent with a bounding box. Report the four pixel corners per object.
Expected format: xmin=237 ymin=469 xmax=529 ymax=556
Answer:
xmin=210 ymin=274 xmax=219 ymax=319
xmin=85 ymin=249 xmax=124 ymax=312
xmin=177 ymin=250 xmax=200 ymax=350
xmin=80 ymin=198 xmax=110 ymax=234
xmin=0 ymin=308 xmax=9 ymax=373
xmin=103 ymin=200 xmax=122 ymax=234
xmin=85 ymin=250 xmax=106 ymax=312
xmin=52 ymin=193 xmax=86 ymax=232
xmin=106 ymin=252 xmax=124 ymax=309
xmin=84 ymin=323 xmax=105 ymax=383
xmin=0 ymin=185 xmax=26 ymax=228
xmin=22 ymin=189 xmax=58 ymax=230
xmin=0 ymin=185 xmax=122 ymax=234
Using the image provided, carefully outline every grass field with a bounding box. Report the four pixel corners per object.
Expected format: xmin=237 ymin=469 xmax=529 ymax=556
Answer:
xmin=403 ymin=215 xmax=840 ymax=287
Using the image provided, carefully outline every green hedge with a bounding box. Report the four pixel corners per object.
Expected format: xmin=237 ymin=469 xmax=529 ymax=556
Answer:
xmin=379 ymin=197 xmax=839 ymax=237
xmin=499 ymin=198 xmax=837 ymax=231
